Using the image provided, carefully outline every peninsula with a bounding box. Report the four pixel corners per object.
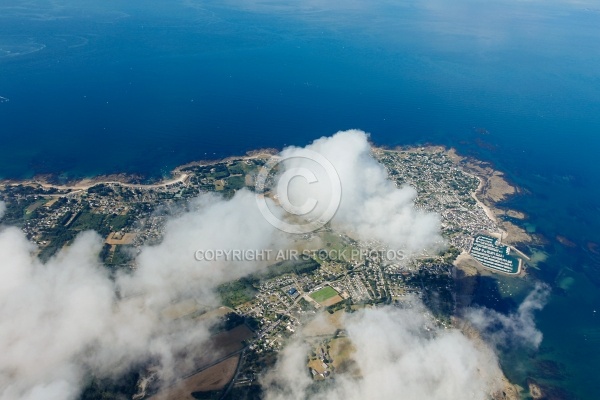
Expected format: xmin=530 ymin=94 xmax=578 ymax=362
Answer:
xmin=0 ymin=145 xmax=528 ymax=400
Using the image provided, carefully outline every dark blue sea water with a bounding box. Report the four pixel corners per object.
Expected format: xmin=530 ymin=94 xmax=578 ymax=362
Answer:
xmin=1 ymin=1 xmax=600 ymax=398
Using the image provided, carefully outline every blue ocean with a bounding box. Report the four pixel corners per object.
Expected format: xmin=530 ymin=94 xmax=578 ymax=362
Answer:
xmin=1 ymin=1 xmax=600 ymax=398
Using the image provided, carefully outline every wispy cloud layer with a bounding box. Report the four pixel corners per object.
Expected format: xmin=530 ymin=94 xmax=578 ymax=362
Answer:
xmin=0 ymin=132 xmax=544 ymax=399
xmin=262 ymin=304 xmax=504 ymax=400
xmin=466 ymin=283 xmax=550 ymax=349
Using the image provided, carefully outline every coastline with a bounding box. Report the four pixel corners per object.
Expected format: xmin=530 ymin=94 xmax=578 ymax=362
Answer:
xmin=0 ymin=172 xmax=190 ymax=193
xmin=444 ymin=147 xmax=533 ymax=246
xmin=0 ymin=149 xmax=277 ymax=193
xmin=1 ymin=144 xmax=533 ymax=248
xmin=453 ymin=317 xmax=521 ymax=400
xmin=471 ymin=174 xmax=499 ymax=224
xmin=0 ymin=144 xmax=538 ymax=398
xmin=380 ymin=144 xmax=533 ymax=246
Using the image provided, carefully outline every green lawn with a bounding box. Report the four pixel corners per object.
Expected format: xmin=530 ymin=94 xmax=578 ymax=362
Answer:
xmin=310 ymin=286 xmax=338 ymax=303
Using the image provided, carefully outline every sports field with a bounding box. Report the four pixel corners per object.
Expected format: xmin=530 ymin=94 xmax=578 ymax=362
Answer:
xmin=310 ymin=286 xmax=338 ymax=303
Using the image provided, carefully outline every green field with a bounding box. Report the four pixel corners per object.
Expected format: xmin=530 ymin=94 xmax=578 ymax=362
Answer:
xmin=310 ymin=286 xmax=338 ymax=303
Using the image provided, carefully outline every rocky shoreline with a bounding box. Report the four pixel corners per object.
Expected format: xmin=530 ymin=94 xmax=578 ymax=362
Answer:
xmin=1 ymin=144 xmax=536 ymax=250
xmin=445 ymin=148 xmax=535 ymax=246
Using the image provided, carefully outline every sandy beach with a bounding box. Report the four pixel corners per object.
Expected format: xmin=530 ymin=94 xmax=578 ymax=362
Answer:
xmin=0 ymin=172 xmax=190 ymax=194
xmin=0 ymin=148 xmax=278 ymax=193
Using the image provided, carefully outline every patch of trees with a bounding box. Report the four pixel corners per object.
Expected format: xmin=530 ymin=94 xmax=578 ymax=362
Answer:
xmin=259 ymin=258 xmax=320 ymax=280
xmin=39 ymin=226 xmax=76 ymax=262
xmin=87 ymin=184 xmax=113 ymax=196
xmin=217 ymin=278 xmax=258 ymax=308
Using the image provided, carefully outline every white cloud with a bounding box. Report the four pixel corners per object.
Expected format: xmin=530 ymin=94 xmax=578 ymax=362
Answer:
xmin=118 ymin=190 xmax=287 ymax=306
xmin=262 ymin=304 xmax=504 ymax=400
xmin=0 ymin=201 xmax=5 ymax=220
xmin=281 ymin=130 xmax=444 ymax=254
xmin=0 ymin=190 xmax=285 ymax=400
xmin=0 ymin=131 xmax=450 ymax=399
xmin=466 ymin=283 xmax=550 ymax=349
xmin=0 ymin=230 xmax=116 ymax=400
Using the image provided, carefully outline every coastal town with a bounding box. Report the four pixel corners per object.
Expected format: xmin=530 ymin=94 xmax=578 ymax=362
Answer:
xmin=0 ymin=146 xmax=526 ymax=399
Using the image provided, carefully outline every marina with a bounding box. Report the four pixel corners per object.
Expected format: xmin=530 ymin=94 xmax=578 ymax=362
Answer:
xmin=469 ymin=235 xmax=520 ymax=274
